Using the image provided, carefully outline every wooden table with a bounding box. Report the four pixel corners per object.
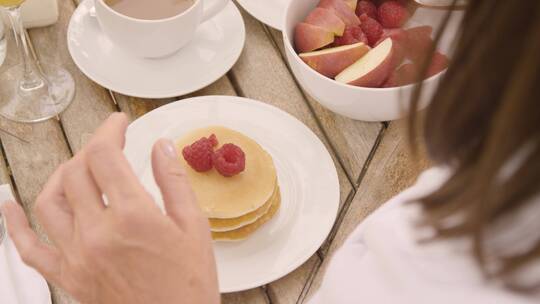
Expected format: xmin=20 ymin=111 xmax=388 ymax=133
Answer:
xmin=0 ymin=0 xmax=428 ymax=303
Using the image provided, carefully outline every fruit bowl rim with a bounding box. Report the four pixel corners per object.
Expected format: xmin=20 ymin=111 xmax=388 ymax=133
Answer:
xmin=282 ymin=0 xmax=447 ymax=93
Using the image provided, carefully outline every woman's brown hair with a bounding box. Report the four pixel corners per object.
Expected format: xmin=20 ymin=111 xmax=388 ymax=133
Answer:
xmin=409 ymin=0 xmax=540 ymax=290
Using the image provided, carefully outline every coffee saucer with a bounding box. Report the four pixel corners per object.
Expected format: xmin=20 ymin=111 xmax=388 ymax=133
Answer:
xmin=124 ymin=96 xmax=340 ymax=292
xmin=67 ymin=0 xmax=245 ymax=98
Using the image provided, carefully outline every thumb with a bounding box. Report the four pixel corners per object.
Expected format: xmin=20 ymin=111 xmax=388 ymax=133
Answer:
xmin=151 ymin=139 xmax=200 ymax=227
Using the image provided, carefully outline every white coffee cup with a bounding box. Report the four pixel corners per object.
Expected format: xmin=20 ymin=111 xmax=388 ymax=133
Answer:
xmin=93 ymin=0 xmax=230 ymax=58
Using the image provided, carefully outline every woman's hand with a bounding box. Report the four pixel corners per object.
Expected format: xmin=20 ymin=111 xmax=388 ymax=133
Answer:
xmin=0 ymin=113 xmax=220 ymax=304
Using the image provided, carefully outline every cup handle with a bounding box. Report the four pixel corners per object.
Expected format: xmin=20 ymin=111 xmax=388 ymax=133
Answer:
xmin=202 ymin=0 xmax=230 ymax=22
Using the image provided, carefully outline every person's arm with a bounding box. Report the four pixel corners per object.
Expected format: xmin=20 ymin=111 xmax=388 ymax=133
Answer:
xmin=1 ymin=113 xmax=220 ymax=304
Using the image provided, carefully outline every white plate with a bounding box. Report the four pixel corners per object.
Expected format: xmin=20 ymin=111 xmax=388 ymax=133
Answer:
xmin=235 ymin=0 xmax=290 ymax=30
xmin=67 ymin=0 xmax=245 ymax=99
xmin=124 ymin=96 xmax=340 ymax=292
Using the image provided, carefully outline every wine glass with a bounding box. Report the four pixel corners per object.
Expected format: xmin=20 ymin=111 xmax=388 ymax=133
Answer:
xmin=0 ymin=0 xmax=75 ymax=123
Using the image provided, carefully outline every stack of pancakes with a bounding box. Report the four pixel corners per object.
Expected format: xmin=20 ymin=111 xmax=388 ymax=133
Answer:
xmin=176 ymin=126 xmax=281 ymax=241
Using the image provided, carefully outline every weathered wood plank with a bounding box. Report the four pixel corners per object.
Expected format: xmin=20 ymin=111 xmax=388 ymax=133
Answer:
xmin=304 ymin=121 xmax=429 ymax=302
xmin=0 ymin=120 xmax=32 ymax=143
xmin=116 ymin=76 xmax=236 ymax=121
xmin=26 ymin=1 xmax=117 ymax=301
xmin=0 ymin=32 xmax=33 ymax=143
xmin=0 ymin=126 xmax=70 ymax=229
xmin=0 ymin=1 xmax=124 ymax=302
xmin=0 ymin=121 xmax=77 ymax=296
xmin=29 ymin=0 xmax=117 ymax=153
xmin=0 ymin=11 xmax=75 ymax=304
xmin=0 ymin=122 xmax=73 ymax=304
xmin=0 ymin=148 xmax=12 ymax=186
xmin=267 ymin=255 xmax=321 ymax=304
xmin=266 ymin=27 xmax=383 ymax=183
xmin=0 ymin=10 xmax=71 ymax=229
xmin=228 ymin=8 xmax=357 ymax=303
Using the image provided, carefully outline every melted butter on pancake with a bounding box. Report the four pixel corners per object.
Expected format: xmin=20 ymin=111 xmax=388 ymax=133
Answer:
xmin=212 ymin=189 xmax=281 ymax=241
xmin=177 ymin=126 xmax=277 ymax=219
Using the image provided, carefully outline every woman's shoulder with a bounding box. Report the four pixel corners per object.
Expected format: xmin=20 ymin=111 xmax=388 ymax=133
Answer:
xmin=309 ymin=166 xmax=540 ymax=304
xmin=346 ymin=166 xmax=452 ymax=243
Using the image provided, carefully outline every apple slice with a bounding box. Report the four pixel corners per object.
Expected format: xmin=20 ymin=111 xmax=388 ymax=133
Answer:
xmin=300 ymin=42 xmax=370 ymax=78
xmin=295 ymin=23 xmax=335 ymax=53
xmin=383 ymin=51 xmax=449 ymax=87
xmin=404 ymin=26 xmax=434 ymax=64
xmin=376 ymin=28 xmax=407 ymax=46
xmin=336 ymin=38 xmax=394 ymax=87
xmin=318 ymin=0 xmax=360 ymax=26
xmin=426 ymin=51 xmax=449 ymax=77
xmin=343 ymin=0 xmax=357 ymax=10
xmin=383 ymin=63 xmax=419 ymax=87
xmin=305 ymin=8 xmax=345 ymax=36
xmin=376 ymin=28 xmax=407 ymax=67
xmin=334 ymin=26 xmax=368 ymax=46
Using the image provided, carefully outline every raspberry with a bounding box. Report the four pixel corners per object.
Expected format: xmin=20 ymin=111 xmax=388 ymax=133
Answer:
xmin=213 ymin=144 xmax=246 ymax=177
xmin=333 ymin=26 xmax=368 ymax=46
xmin=356 ymin=1 xmax=377 ymax=19
xmin=359 ymin=14 xmax=383 ymax=46
xmin=182 ymin=134 xmax=218 ymax=172
xmin=207 ymin=134 xmax=218 ymax=147
xmin=378 ymin=1 xmax=409 ymax=28
xmin=383 ymin=52 xmax=449 ymax=87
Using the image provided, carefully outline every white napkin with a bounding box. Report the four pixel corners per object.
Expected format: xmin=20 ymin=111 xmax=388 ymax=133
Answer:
xmin=0 ymin=184 xmax=51 ymax=304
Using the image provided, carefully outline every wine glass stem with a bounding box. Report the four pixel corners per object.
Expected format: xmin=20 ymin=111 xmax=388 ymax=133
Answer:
xmin=6 ymin=6 xmax=46 ymax=91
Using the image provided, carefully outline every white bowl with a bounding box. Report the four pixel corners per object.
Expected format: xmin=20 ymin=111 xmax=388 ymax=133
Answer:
xmin=283 ymin=0 xmax=463 ymax=121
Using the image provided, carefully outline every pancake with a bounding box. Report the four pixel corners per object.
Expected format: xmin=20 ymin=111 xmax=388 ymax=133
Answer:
xmin=212 ymin=188 xmax=281 ymax=241
xmin=177 ymin=126 xmax=277 ymax=218
xmin=209 ymin=186 xmax=278 ymax=232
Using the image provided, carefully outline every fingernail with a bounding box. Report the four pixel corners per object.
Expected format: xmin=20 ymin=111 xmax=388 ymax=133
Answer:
xmin=160 ymin=139 xmax=178 ymax=159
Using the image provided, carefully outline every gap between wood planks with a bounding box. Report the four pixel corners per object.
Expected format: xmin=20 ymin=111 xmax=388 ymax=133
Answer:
xmin=294 ymin=124 xmax=387 ymax=303
xmin=226 ymin=70 xmax=247 ymax=97
xmin=0 ymin=138 xmax=22 ymax=203
xmin=318 ymin=124 xmax=387 ymax=255
xmin=281 ymin=124 xmax=386 ymax=303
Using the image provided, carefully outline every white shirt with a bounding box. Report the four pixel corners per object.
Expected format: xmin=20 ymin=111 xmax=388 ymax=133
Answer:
xmin=309 ymin=167 xmax=540 ymax=304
